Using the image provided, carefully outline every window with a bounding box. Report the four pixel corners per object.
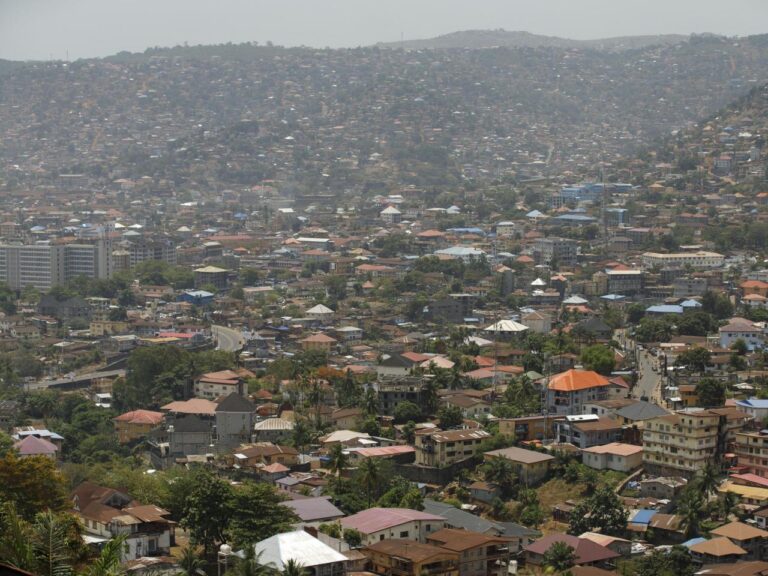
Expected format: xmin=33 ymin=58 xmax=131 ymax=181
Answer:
xmin=400 ymin=531 xmax=409 ymax=538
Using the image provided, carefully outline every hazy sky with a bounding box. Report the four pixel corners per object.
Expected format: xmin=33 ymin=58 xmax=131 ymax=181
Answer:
xmin=2 ymin=0 xmax=768 ymax=61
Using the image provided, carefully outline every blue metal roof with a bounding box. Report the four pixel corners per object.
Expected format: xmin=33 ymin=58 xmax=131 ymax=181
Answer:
xmin=645 ymin=305 xmax=684 ymax=314
xmin=630 ymin=509 xmax=657 ymax=525
xmin=737 ymin=398 xmax=768 ymax=409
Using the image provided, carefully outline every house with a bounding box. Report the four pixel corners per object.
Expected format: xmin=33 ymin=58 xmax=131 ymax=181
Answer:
xmin=736 ymin=399 xmax=768 ymax=423
xmin=331 ymin=407 xmax=363 ymax=430
xmin=468 ymin=481 xmax=501 ymax=504
xmin=422 ymin=499 xmax=538 ymax=553
xmin=497 ymin=415 xmax=564 ymax=443
xmin=426 ymin=528 xmax=513 ymax=576
xmin=340 ymin=508 xmax=447 ymax=545
xmin=638 ymin=477 xmax=687 ymax=500
xmin=364 ymin=540 xmax=458 ymax=576
xmin=720 ymin=317 xmax=766 ymax=351
xmin=193 ymin=369 xmax=245 ymax=399
xmin=234 ymin=443 xmax=299 ymax=468
xmin=414 ymin=428 xmax=491 ymax=468
xmin=710 ymin=521 xmax=768 ymax=560
xmin=193 ymin=266 xmax=228 ymax=290
xmin=521 ymin=310 xmax=552 ymax=334
xmin=546 ymin=369 xmax=613 ymax=416
xmin=688 ymin=537 xmax=748 ymax=564
xmin=483 ymin=446 xmax=554 ymax=486
xmin=71 ymin=481 xmax=174 ymax=560
xmin=523 ymin=534 xmax=619 ymax=568
xmin=582 ymin=443 xmax=643 ymax=472
xmin=301 ymin=333 xmax=338 ymax=353
xmin=215 ymin=394 xmax=256 ymax=450
xmin=13 ymin=435 xmax=58 ymax=459
xmin=554 ymin=415 xmax=623 ymax=449
xmin=440 ymin=395 xmax=492 ymax=420
xmin=253 ymin=417 xmax=295 ymax=444
xmin=281 ymin=496 xmax=345 ymax=525
xmin=253 ymin=530 xmax=347 ymax=576
xmin=306 ymin=304 xmax=335 ymax=322
xmin=114 ymin=410 xmax=164 ymax=444
xmin=579 ymin=532 xmax=632 ymax=558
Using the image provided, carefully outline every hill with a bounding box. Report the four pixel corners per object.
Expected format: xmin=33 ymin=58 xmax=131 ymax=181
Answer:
xmin=375 ymin=29 xmax=692 ymax=51
xmin=2 ymin=35 xmax=768 ymax=193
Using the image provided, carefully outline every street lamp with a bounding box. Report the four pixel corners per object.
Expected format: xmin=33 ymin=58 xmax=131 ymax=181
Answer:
xmin=218 ymin=543 xmax=232 ymax=576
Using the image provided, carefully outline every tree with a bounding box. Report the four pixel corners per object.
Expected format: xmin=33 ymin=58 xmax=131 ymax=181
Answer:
xmin=82 ymin=535 xmax=126 ymax=576
xmin=0 ymin=453 xmax=68 ymax=520
xmin=358 ymin=457 xmax=382 ymax=507
xmin=363 ymin=387 xmax=379 ymax=416
xmin=393 ymin=401 xmax=421 ymax=424
xmin=580 ymin=345 xmax=616 ymax=375
xmin=281 ymin=559 xmax=306 ymax=576
xmin=675 ymin=347 xmax=711 ymax=374
xmin=633 ymin=546 xmax=695 ymax=576
xmin=177 ymin=545 xmax=206 ymax=576
xmin=542 ymin=541 xmax=576 ymax=572
xmin=0 ymin=504 xmax=89 ymax=576
xmin=229 ymin=482 xmax=298 ymax=548
xmin=181 ymin=469 xmax=233 ymax=555
xmin=328 ymin=443 xmax=348 ymax=478
xmin=225 ymin=547 xmax=275 ymax=576
xmin=438 ymin=405 xmax=464 ymax=429
xmin=697 ymin=463 xmax=720 ymax=498
xmin=483 ymin=457 xmax=518 ymax=497
xmin=697 ymin=378 xmax=726 ymax=408
xmin=731 ymin=338 xmax=749 ymax=356
xmin=342 ymin=528 xmax=362 ymax=548
xmin=677 ymin=485 xmax=705 ymax=538
xmin=568 ymin=487 xmax=628 ymax=537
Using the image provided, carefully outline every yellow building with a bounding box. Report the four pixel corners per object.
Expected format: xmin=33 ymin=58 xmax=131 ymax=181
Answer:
xmin=643 ymin=408 xmax=750 ymax=478
xmin=415 ymin=429 xmax=491 ymax=468
xmin=364 ymin=540 xmax=459 ymax=576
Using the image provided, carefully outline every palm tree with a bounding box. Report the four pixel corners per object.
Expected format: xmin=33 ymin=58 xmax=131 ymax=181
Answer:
xmin=82 ymin=535 xmax=127 ymax=576
xmin=542 ymin=541 xmax=576 ymax=572
xmin=678 ymin=488 xmax=704 ymax=538
xmin=281 ymin=559 xmax=306 ymax=576
xmin=226 ymin=548 xmax=275 ymax=576
xmin=358 ymin=457 xmax=382 ymax=507
xmin=363 ymin=387 xmax=379 ymax=416
xmin=698 ymin=462 xmax=720 ymax=498
xmin=177 ymin=545 xmax=206 ymax=576
xmin=720 ymin=491 xmax=740 ymax=521
xmin=328 ymin=443 xmax=348 ymax=478
xmin=483 ymin=456 xmax=518 ymax=497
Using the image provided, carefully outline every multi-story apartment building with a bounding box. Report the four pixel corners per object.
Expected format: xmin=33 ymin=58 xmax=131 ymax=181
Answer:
xmin=0 ymin=241 xmax=112 ymax=290
xmin=545 ymin=369 xmax=613 ymax=416
xmin=533 ymin=237 xmax=577 ymax=266
xmin=641 ymin=251 xmax=725 ymax=270
xmin=415 ymin=428 xmax=491 ymax=468
xmin=735 ymin=430 xmax=768 ymax=478
xmin=643 ymin=408 xmax=751 ymax=478
xmin=374 ymin=376 xmax=427 ymax=415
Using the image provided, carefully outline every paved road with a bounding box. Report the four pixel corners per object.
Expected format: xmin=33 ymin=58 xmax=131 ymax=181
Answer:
xmin=211 ymin=325 xmax=245 ymax=352
xmin=633 ymin=349 xmax=663 ymax=403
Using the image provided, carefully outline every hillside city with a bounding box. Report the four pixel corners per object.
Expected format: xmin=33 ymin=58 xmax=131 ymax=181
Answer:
xmin=5 ymin=30 xmax=768 ymax=576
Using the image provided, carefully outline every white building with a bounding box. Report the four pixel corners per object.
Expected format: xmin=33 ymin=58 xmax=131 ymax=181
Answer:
xmin=582 ymin=442 xmax=643 ymax=473
xmin=253 ymin=530 xmax=347 ymax=576
xmin=340 ymin=507 xmax=447 ymax=545
xmin=719 ymin=317 xmax=766 ymax=351
xmin=641 ymin=251 xmax=725 ymax=270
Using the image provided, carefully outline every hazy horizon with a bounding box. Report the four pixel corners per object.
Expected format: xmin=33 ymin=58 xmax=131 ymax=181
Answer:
xmin=2 ymin=0 xmax=768 ymax=61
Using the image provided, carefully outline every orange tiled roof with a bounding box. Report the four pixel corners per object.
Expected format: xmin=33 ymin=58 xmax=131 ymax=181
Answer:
xmin=548 ymin=369 xmax=610 ymax=392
